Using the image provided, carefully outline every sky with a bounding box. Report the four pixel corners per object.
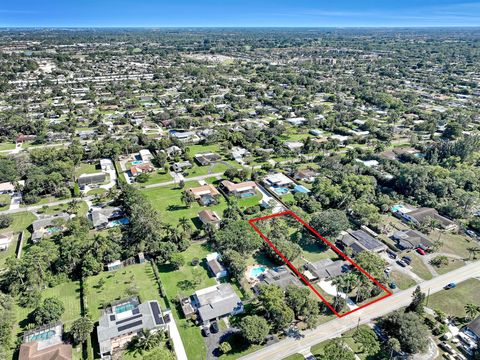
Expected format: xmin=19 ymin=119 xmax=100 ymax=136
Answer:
xmin=1 ymin=0 xmax=480 ymax=28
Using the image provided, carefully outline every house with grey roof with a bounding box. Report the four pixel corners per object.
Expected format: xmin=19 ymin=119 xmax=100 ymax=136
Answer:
xmin=193 ymin=284 xmax=243 ymax=324
xmin=304 ymin=259 xmax=350 ymax=281
xmin=392 ymin=229 xmax=433 ymax=250
xmin=96 ymin=297 xmax=170 ymax=359
xmin=90 ymin=207 xmax=125 ymax=230
xmin=78 ymin=173 xmax=106 ymax=188
xmin=337 ymin=229 xmax=387 ymax=256
xmin=254 ymin=265 xmax=302 ymax=291
xmin=31 ymin=213 xmax=70 ymax=243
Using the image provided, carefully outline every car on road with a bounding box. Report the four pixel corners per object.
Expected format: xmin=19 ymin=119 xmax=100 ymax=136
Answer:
xmin=416 ymin=248 xmax=426 ymax=255
xmin=444 ymin=282 xmax=456 ymax=289
xmin=396 ymin=260 xmax=407 ymax=267
xmin=389 ymin=282 xmax=397 ymax=289
xmin=210 ymin=321 xmax=219 ymax=333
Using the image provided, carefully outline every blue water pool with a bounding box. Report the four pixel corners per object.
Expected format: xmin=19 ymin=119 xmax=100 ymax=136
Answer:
xmin=273 ymin=187 xmax=289 ymax=195
xmin=240 ymin=192 xmax=254 ymax=198
xmin=111 ymin=218 xmax=130 ymax=226
xmin=115 ymin=303 xmax=136 ymax=314
xmin=29 ymin=330 xmax=55 ymax=341
xmin=250 ymin=266 xmax=266 ymax=278
xmin=131 ymin=160 xmax=143 ymax=165
xmin=391 ymin=204 xmax=403 ymax=212
xmin=293 ymin=185 xmax=310 ymax=194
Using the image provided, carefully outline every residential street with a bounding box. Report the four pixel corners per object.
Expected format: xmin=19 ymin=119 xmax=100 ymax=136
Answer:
xmin=239 ymin=260 xmax=480 ymax=360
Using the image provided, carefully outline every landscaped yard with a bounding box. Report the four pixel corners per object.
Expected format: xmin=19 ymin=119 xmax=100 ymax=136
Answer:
xmin=0 ymin=235 xmax=18 ymax=269
xmin=85 ymin=262 xmax=165 ymax=319
xmin=15 ymin=280 xmax=82 ymax=334
xmin=0 ymin=212 xmax=36 ymax=235
xmin=0 ymin=194 xmax=11 ymax=210
xmin=75 ymin=162 xmax=99 ymax=177
xmin=389 ymin=270 xmax=417 ymax=290
xmin=134 ymin=170 xmax=173 ymax=186
xmin=141 ymin=183 xmax=229 ymax=228
xmin=427 ymin=278 xmax=480 ymax=318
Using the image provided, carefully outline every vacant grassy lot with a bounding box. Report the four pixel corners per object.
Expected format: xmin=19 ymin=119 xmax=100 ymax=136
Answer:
xmin=85 ymin=262 xmax=165 ymax=319
xmin=427 ymin=278 xmax=480 ymax=318
xmin=0 ymin=212 xmax=36 ymax=235
xmin=15 ymin=280 xmax=82 ymax=333
xmin=433 ymin=230 xmax=476 ymax=259
xmin=433 ymin=257 xmax=465 ymax=275
xmin=141 ymin=183 xmax=229 ymax=227
xmin=75 ymin=162 xmax=99 ymax=177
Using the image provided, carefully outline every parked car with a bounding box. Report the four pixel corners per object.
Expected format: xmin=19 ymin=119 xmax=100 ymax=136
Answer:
xmin=439 ymin=342 xmax=455 ymax=355
xmin=444 ymin=282 xmax=457 ymax=289
xmin=385 ymin=266 xmax=392 ymax=274
xmin=202 ymin=326 xmax=210 ymax=337
xmin=397 ymin=260 xmax=407 ymax=267
xmin=416 ymin=248 xmax=426 ymax=255
xmin=389 ymin=282 xmax=397 ymax=289
xmin=210 ymin=321 xmax=219 ymax=333
xmin=402 ymin=256 xmax=412 ymax=264
xmin=386 ymin=249 xmax=398 ymax=259
xmin=465 ymin=229 xmax=478 ymax=239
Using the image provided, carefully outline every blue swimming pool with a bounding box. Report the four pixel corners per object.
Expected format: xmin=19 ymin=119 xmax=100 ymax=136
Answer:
xmin=29 ymin=330 xmax=56 ymax=342
xmin=131 ymin=160 xmax=143 ymax=165
xmin=273 ymin=187 xmax=289 ymax=195
xmin=294 ymin=185 xmax=310 ymax=194
xmin=111 ymin=218 xmax=130 ymax=226
xmin=240 ymin=192 xmax=254 ymax=198
xmin=115 ymin=303 xmax=136 ymax=314
xmin=250 ymin=266 xmax=266 ymax=278
xmin=391 ymin=204 xmax=403 ymax=212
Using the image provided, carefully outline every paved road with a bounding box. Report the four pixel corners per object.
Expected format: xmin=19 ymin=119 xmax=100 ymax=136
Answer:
xmin=0 ymin=196 xmax=94 ymax=215
xmin=142 ymin=172 xmax=225 ymax=189
xmin=239 ymin=261 xmax=480 ymax=360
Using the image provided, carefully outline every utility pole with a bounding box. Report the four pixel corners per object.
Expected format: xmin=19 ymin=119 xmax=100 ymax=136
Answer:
xmin=357 ymin=317 xmax=361 ymax=331
xmin=425 ymin=287 xmax=431 ymax=307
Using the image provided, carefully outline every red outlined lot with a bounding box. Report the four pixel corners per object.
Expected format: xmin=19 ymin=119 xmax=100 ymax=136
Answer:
xmin=248 ymin=210 xmax=392 ymax=318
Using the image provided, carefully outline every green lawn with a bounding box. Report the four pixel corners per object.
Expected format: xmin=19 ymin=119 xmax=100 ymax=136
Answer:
xmin=389 ymin=270 xmax=417 ymax=290
xmin=87 ymin=188 xmax=107 ymax=196
xmin=141 ymin=183 xmax=229 ymax=228
xmin=75 ymin=162 xmax=99 ymax=177
xmin=434 ymin=230 xmax=476 ymax=259
xmin=36 ymin=201 xmax=88 ymax=217
xmin=235 ymin=192 xmax=263 ymax=209
xmin=15 ymin=280 xmax=82 ymax=334
xmin=282 ymin=354 xmax=305 ymax=360
xmin=427 ymin=278 xmax=480 ymax=318
xmin=433 ymin=257 xmax=465 ymax=275
xmin=84 ymin=262 xmax=166 ymax=319
xmin=0 ymin=235 xmax=18 ymax=269
xmin=0 ymin=212 xmax=36 ymax=235
xmin=184 ymin=162 xmax=233 ymax=178
xmin=135 ymin=170 xmax=173 ymax=186
xmin=0 ymin=194 xmax=11 ymax=210
xmin=0 ymin=142 xmax=16 ymax=151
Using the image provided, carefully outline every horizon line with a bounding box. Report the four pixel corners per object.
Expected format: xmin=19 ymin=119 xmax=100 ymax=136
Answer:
xmin=1 ymin=25 xmax=480 ymax=29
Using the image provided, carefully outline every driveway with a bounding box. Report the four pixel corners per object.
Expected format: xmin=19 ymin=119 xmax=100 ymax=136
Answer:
xmin=205 ymin=328 xmax=242 ymax=360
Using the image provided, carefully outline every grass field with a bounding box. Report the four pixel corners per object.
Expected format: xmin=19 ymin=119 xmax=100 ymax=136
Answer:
xmin=389 ymin=270 xmax=417 ymax=290
xmin=141 ymin=183 xmax=229 ymax=227
xmin=0 ymin=212 xmax=36 ymax=235
xmin=434 ymin=257 xmax=465 ymax=275
xmin=15 ymin=280 xmax=82 ymax=333
xmin=433 ymin=230 xmax=475 ymax=259
xmin=0 ymin=142 xmax=16 ymax=151
xmin=85 ymin=262 xmax=165 ymax=319
xmin=282 ymin=354 xmax=305 ymax=360
xmin=0 ymin=234 xmax=18 ymax=269
xmin=427 ymin=278 xmax=480 ymax=318
xmin=135 ymin=170 xmax=173 ymax=186
xmin=0 ymin=194 xmax=11 ymax=210
xmin=75 ymin=162 xmax=99 ymax=177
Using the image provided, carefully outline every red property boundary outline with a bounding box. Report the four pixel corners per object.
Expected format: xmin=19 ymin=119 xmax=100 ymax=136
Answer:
xmin=248 ymin=210 xmax=393 ymax=318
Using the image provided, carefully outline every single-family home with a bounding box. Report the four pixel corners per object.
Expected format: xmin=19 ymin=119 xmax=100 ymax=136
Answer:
xmin=130 ymin=163 xmax=155 ymax=177
xmin=0 ymin=181 xmax=15 ymax=195
xmin=284 ymin=141 xmax=303 ymax=151
xmin=193 ymin=284 xmax=243 ymax=324
xmin=304 ymin=259 xmax=349 ymax=282
xmin=171 ymin=161 xmax=192 ymax=173
xmin=20 ymin=322 xmax=72 ymax=360
xmin=91 ymin=207 xmax=125 ymax=230
xmin=100 ymin=159 xmax=114 ymax=171
xmin=392 ymin=229 xmax=433 ymax=250
xmin=294 ymin=169 xmax=318 ymax=183
xmin=198 ymin=210 xmax=221 ymax=229
xmin=194 ymin=153 xmax=221 ymax=166
xmin=106 ymin=260 xmax=123 ymax=272
xmin=78 ymin=173 xmax=106 ymax=188
xmin=139 ymin=149 xmax=153 ymax=163
xmin=206 ymin=252 xmax=228 ymax=278
xmin=393 ymin=205 xmax=457 ymax=231
xmin=165 ymin=145 xmax=182 ymax=158
xmin=220 ymin=180 xmax=257 ymax=198
xmin=187 ymin=185 xmax=220 ymax=206
xmin=286 ymin=117 xmax=306 ymax=126
xmin=263 ymin=173 xmax=294 ymax=187
xmin=31 ymin=213 xmax=70 ymax=242
xmin=464 ymin=316 xmax=480 ymax=342
xmin=254 ymin=266 xmax=302 ymax=291
xmin=337 ymin=229 xmax=387 ymax=256
xmin=97 ymin=297 xmax=170 ymax=359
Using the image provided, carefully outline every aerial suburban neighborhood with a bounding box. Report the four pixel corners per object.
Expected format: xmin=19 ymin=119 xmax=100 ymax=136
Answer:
xmin=0 ymin=2 xmax=480 ymax=360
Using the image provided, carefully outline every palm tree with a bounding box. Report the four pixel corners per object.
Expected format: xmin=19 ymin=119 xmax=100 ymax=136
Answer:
xmin=178 ymin=217 xmax=192 ymax=235
xmin=465 ymin=303 xmax=480 ymax=321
